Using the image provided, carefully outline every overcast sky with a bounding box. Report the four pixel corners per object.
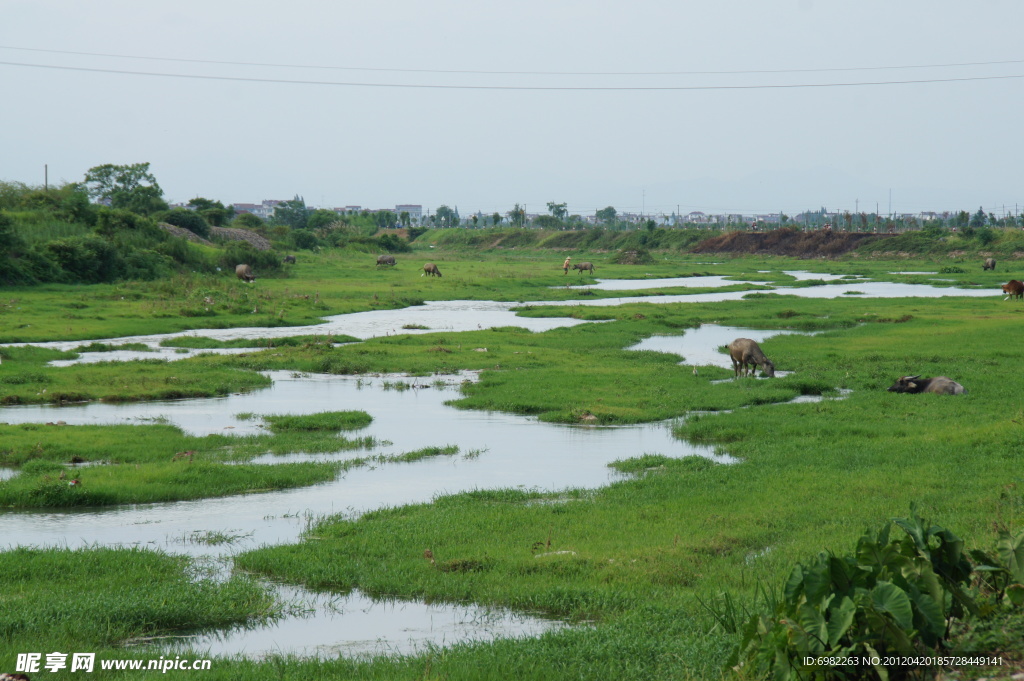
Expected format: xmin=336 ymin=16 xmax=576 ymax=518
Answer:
xmin=2 ymin=1 xmax=1023 ymax=218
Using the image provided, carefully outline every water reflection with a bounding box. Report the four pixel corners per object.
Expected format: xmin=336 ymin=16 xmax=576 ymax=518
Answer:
xmin=162 ymin=584 xmax=567 ymax=660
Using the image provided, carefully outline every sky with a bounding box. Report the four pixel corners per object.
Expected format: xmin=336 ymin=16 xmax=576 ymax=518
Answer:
xmin=2 ymin=1 xmax=1023 ymax=219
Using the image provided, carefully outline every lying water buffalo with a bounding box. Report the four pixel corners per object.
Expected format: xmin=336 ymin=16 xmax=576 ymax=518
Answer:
xmin=983 ymin=257 xmax=996 ymax=271
xmin=235 ymin=264 xmax=255 ymax=282
xmin=283 ymin=255 xmax=297 ymax=265
xmin=572 ymin=262 xmax=595 ymax=274
xmin=888 ymin=375 xmax=966 ymax=395
xmin=422 ymin=262 xmax=442 ymax=277
xmin=377 ymin=254 xmax=396 ymax=267
xmin=1002 ymin=279 xmax=1024 ymax=299
xmin=727 ymin=338 xmax=775 ymax=378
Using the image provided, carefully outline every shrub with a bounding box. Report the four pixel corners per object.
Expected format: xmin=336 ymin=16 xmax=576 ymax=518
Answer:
xmin=160 ymin=208 xmax=210 ymax=239
xmin=731 ymin=506 xmax=982 ymax=680
xmin=43 ymin=236 xmax=124 ymax=283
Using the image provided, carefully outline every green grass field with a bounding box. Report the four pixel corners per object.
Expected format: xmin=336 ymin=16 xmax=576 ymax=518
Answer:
xmin=1 ymin=248 xmax=1022 ymax=679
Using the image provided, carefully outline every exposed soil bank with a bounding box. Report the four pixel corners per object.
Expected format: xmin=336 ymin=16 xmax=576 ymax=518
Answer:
xmin=691 ymin=228 xmax=889 ymax=258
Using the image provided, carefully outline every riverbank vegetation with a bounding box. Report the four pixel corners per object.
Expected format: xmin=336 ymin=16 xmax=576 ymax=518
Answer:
xmin=0 ymin=546 xmax=283 ymax=657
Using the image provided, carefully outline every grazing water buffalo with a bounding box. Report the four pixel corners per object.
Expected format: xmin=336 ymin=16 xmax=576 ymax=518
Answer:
xmin=727 ymin=338 xmax=775 ymax=378
xmin=983 ymin=257 xmax=996 ymax=271
xmin=422 ymin=262 xmax=442 ymax=277
xmin=1002 ymin=279 xmax=1024 ymax=299
xmin=572 ymin=262 xmax=595 ymax=274
xmin=888 ymin=375 xmax=966 ymax=395
xmin=235 ymin=264 xmax=255 ymax=282
xmin=377 ymin=254 xmax=396 ymax=267
xmin=283 ymin=255 xmax=297 ymax=264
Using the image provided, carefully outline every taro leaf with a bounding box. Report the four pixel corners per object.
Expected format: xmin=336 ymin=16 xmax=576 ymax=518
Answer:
xmin=826 ymin=595 xmax=856 ymax=647
xmin=773 ymin=648 xmax=794 ymax=681
xmin=797 ymin=603 xmax=828 ymax=654
xmin=801 ymin=557 xmax=833 ymax=607
xmin=864 ymin=643 xmax=891 ymax=681
xmin=910 ymin=591 xmax=945 ymax=643
xmin=784 ymin=563 xmax=805 ymax=604
xmin=997 ymin=527 xmax=1024 ymax=583
xmin=870 ymin=581 xmax=913 ymax=631
xmin=894 ymin=513 xmax=929 ymax=554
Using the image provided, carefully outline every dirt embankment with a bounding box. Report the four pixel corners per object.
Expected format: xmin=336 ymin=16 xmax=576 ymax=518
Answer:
xmin=691 ymin=228 xmax=890 ymax=258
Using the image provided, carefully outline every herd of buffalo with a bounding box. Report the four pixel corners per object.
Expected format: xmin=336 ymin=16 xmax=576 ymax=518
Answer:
xmin=228 ymin=254 xmax=1021 ymax=396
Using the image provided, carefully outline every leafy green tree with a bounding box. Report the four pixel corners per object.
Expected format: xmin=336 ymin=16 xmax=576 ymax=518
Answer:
xmin=273 ymin=195 xmax=310 ymax=230
xmin=435 ymin=205 xmax=459 ymax=228
xmin=399 ymin=211 xmax=411 ymax=228
xmin=492 ymin=212 xmax=502 ymax=226
xmin=547 ymin=202 xmax=568 ymax=221
xmin=83 ymin=163 xmax=167 ymax=215
xmin=534 ymin=215 xmax=561 ymax=229
xmin=595 ymin=206 xmax=617 ymax=224
xmin=187 ymin=198 xmax=232 ymax=226
xmin=307 ymin=209 xmax=341 ymax=230
xmin=970 ymin=207 xmax=987 ymax=228
xmin=232 ymin=213 xmax=264 ymax=229
xmin=374 ymin=210 xmax=398 ymax=230
xmin=507 ymin=203 xmax=526 ymax=228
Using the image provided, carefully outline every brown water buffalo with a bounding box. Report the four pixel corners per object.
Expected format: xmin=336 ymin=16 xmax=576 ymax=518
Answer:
xmin=727 ymin=338 xmax=775 ymax=378
xmin=887 ymin=375 xmax=966 ymax=395
xmin=572 ymin=262 xmax=595 ymax=274
xmin=423 ymin=262 xmax=442 ymax=277
xmin=283 ymin=255 xmax=297 ymax=264
xmin=983 ymin=257 xmax=996 ymax=271
xmin=1002 ymin=279 xmax=1024 ymax=299
xmin=377 ymin=254 xmax=396 ymax=267
xmin=235 ymin=264 xmax=255 ymax=282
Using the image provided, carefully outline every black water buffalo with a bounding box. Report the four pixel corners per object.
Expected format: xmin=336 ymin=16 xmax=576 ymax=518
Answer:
xmin=423 ymin=262 xmax=442 ymax=277
xmin=377 ymin=254 xmax=396 ymax=267
xmin=235 ymin=264 xmax=255 ymax=282
xmin=727 ymin=338 xmax=775 ymax=378
xmin=572 ymin=262 xmax=595 ymax=274
xmin=983 ymin=257 xmax=996 ymax=271
xmin=887 ymin=375 xmax=966 ymax=395
xmin=283 ymin=255 xmax=297 ymax=264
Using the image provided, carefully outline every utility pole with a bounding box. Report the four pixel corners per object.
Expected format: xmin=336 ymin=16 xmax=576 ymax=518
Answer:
xmin=44 ymin=164 xmax=48 ymax=191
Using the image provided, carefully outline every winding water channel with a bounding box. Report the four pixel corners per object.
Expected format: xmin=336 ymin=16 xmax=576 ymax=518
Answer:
xmin=0 ymin=274 xmax=1000 ymax=659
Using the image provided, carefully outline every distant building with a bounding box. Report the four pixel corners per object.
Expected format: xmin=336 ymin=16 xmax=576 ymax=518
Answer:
xmin=395 ymin=204 xmax=422 ymax=221
xmin=232 ymin=200 xmax=284 ymax=220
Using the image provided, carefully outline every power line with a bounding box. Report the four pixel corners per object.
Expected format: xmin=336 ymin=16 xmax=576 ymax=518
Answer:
xmin=2 ymin=44 xmax=1023 ymax=76
xmin=3 ymin=59 xmax=1023 ymax=90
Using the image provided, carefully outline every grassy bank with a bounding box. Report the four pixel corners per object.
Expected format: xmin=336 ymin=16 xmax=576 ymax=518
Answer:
xmin=0 ymin=547 xmax=283 ymax=667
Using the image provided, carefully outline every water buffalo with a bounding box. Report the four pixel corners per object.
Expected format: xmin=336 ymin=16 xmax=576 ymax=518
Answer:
xmin=727 ymin=338 xmax=775 ymax=378
xmin=377 ymin=254 xmax=396 ymax=267
xmin=283 ymin=255 xmax=297 ymax=264
xmin=235 ymin=264 xmax=255 ymax=282
xmin=983 ymin=257 xmax=996 ymax=271
xmin=422 ymin=262 xmax=442 ymax=277
xmin=887 ymin=375 xmax=966 ymax=395
xmin=1002 ymin=279 xmax=1024 ymax=299
xmin=572 ymin=262 xmax=595 ymax=274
